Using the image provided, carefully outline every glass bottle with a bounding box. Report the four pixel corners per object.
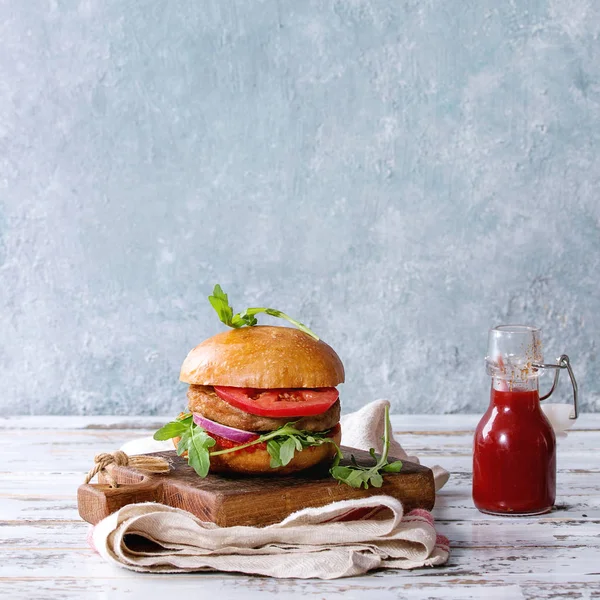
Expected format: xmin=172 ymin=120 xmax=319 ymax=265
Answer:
xmin=473 ymin=325 xmax=578 ymax=516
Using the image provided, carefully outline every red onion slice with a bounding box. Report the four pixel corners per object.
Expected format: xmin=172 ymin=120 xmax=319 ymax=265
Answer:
xmin=193 ymin=413 xmax=258 ymax=443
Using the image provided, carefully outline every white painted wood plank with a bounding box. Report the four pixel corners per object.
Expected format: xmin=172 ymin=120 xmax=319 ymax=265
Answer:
xmin=404 ymin=453 xmax=600 ymax=477
xmin=433 ymin=490 xmax=600 ymax=521
xmin=0 ymin=423 xmax=595 ymax=449
xmin=1 ymin=575 xmax=600 ymax=600
xmin=0 ymin=521 xmax=90 ymax=547
xmin=1 ymin=466 xmax=598 ymax=497
xmin=0 ymin=429 xmax=597 ymax=473
xmin=1 ymin=414 xmax=597 ymax=431
xmin=0 ymin=497 xmax=80 ymax=522
xmin=0 ymin=416 xmax=170 ymax=430
xmin=1 ymin=545 xmax=600 ymax=580
xmin=392 ymin=413 xmax=600 ymax=432
xmin=2 ymin=578 xmax=600 ymax=600
xmin=5 ymin=450 xmax=596 ymax=475
xmin=398 ymin=431 xmax=600 ymax=454
xmin=4 ymin=449 xmax=599 ymax=483
xmin=437 ymin=518 xmax=600 ymax=548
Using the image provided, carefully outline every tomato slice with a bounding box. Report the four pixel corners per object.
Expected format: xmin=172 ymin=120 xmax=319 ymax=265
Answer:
xmin=214 ymin=386 xmax=339 ymax=417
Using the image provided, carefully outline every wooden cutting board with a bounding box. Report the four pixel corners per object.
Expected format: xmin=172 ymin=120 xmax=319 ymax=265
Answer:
xmin=78 ymin=447 xmax=435 ymax=527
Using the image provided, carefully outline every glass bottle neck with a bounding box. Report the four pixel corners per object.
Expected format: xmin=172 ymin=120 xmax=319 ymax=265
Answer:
xmin=490 ymin=377 xmax=541 ymax=411
xmin=492 ymin=377 xmax=539 ymax=392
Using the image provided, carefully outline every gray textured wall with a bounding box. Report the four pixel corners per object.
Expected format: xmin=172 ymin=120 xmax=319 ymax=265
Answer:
xmin=1 ymin=1 xmax=599 ymax=416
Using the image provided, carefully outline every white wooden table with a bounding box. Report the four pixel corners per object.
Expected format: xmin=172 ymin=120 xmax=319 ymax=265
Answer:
xmin=1 ymin=414 xmax=599 ymax=599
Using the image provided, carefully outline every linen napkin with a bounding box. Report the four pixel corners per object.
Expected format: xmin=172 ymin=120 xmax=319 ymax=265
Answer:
xmin=92 ymin=496 xmax=450 ymax=578
xmin=120 ymin=399 xmax=450 ymax=491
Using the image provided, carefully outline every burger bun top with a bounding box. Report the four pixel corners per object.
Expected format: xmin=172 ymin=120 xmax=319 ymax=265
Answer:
xmin=180 ymin=326 xmax=344 ymax=389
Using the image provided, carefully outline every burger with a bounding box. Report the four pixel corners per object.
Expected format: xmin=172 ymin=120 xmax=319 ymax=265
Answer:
xmin=155 ymin=325 xmax=344 ymax=476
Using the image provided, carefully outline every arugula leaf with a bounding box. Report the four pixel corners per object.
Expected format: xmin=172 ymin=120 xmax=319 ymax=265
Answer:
xmin=208 ymin=284 xmax=319 ymax=340
xmin=176 ymin=434 xmax=190 ymax=456
xmin=154 ymin=413 xmax=214 ymax=477
xmin=232 ymin=310 xmax=258 ymax=328
xmin=153 ymin=420 xmax=189 ymax=441
xmin=368 ymin=472 xmax=384 ymax=488
xmin=208 ymin=284 xmax=234 ymax=326
xmin=382 ymin=460 xmax=404 ymax=473
xmin=187 ymin=427 xmax=216 ymax=477
xmin=278 ymin=437 xmax=297 ymax=466
xmin=330 ymin=405 xmax=402 ymax=489
xmin=267 ymin=440 xmax=283 ymax=468
xmin=267 ymin=434 xmax=310 ymax=468
xmin=345 ymin=469 xmax=369 ymax=488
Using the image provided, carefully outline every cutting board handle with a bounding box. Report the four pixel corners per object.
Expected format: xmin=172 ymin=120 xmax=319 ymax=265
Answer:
xmin=78 ymin=477 xmax=162 ymax=525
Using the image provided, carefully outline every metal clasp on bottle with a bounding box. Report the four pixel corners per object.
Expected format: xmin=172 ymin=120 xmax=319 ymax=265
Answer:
xmin=533 ymin=355 xmax=579 ymax=419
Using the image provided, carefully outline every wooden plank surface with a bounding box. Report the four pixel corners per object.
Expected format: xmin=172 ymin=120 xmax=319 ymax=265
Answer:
xmin=1 ymin=414 xmax=599 ymax=599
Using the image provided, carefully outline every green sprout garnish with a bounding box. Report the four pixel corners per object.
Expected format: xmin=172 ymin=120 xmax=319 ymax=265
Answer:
xmin=208 ymin=284 xmax=319 ymax=340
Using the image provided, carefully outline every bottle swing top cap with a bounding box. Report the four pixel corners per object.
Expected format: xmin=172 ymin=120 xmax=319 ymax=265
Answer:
xmin=485 ymin=324 xmax=543 ymax=382
xmin=485 ymin=324 xmax=578 ymax=420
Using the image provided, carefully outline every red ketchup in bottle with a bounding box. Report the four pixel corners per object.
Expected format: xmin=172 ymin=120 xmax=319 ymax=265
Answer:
xmin=473 ymin=325 xmax=558 ymax=516
xmin=473 ymin=386 xmax=556 ymax=515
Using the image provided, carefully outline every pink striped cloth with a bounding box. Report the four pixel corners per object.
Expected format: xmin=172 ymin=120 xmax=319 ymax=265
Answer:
xmin=89 ymin=495 xmax=449 ymax=579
